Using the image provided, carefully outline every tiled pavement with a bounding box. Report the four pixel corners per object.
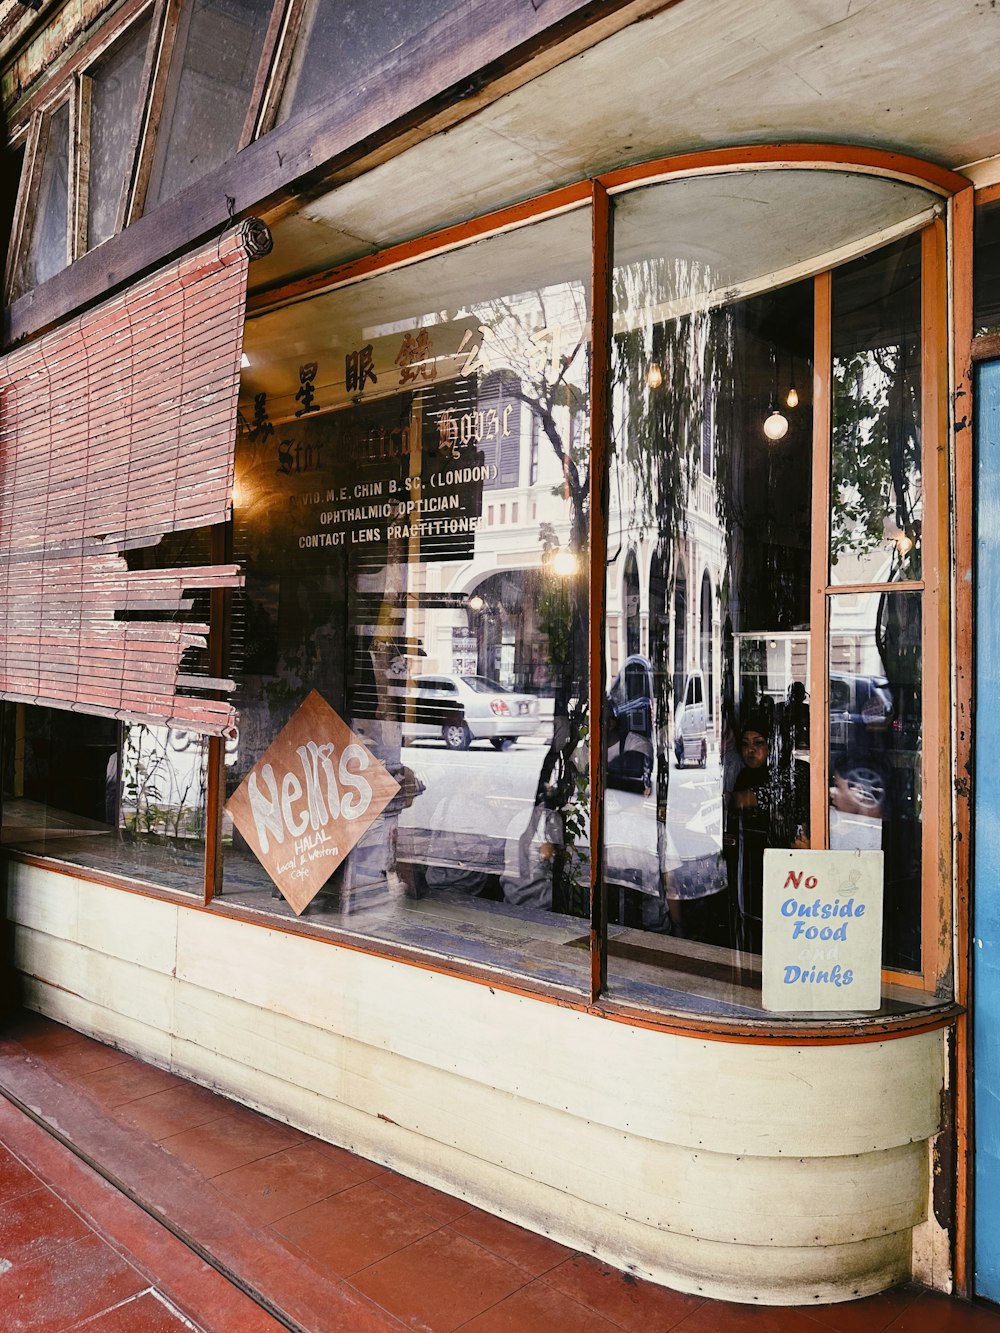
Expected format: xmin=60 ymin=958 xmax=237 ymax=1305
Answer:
xmin=1 ymin=1011 xmax=999 ymax=1333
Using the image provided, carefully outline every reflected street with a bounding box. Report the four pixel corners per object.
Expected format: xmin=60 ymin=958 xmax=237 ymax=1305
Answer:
xmin=398 ymin=738 xmax=725 ymax=902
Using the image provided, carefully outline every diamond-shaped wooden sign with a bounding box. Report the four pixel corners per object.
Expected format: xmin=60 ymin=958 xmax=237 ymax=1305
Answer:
xmin=226 ymin=691 xmax=400 ymax=914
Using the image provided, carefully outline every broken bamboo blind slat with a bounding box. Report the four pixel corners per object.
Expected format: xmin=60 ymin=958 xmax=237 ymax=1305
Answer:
xmin=0 ymin=218 xmax=271 ymax=736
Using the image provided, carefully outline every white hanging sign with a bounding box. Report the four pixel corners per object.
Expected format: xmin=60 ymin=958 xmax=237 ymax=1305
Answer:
xmin=762 ymin=849 xmax=884 ymax=1012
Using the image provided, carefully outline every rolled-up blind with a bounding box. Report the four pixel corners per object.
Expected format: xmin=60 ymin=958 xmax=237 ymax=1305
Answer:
xmin=0 ymin=219 xmax=271 ymax=736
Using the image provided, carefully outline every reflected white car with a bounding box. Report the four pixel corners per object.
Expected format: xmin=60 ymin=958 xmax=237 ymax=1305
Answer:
xmin=402 ymin=674 xmax=543 ymax=749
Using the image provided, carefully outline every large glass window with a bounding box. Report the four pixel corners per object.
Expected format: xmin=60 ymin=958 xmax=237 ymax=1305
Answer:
xmin=603 ymin=170 xmax=942 ymax=1015
xmin=0 ymin=154 xmax=956 ymax=1020
xmin=223 ymin=209 xmax=594 ymax=986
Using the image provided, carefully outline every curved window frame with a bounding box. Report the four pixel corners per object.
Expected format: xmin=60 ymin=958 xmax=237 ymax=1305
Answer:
xmin=217 ymin=146 xmax=975 ymax=1015
xmin=3 ymin=144 xmax=974 ymax=1034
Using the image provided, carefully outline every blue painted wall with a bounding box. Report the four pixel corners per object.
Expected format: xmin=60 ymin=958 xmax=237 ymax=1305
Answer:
xmin=975 ymin=359 xmax=1000 ymax=1300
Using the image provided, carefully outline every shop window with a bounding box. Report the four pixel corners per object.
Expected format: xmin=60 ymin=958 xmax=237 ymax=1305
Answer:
xmin=224 ymin=208 xmax=594 ymax=986
xmin=604 ymin=169 xmax=945 ymax=1013
xmin=143 ymin=0 xmax=272 ymax=212
xmin=0 ymin=151 xmax=956 ymax=1020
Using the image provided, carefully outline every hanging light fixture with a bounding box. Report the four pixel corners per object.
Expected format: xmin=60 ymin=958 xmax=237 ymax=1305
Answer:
xmin=785 ymin=386 xmax=799 ymax=409
xmin=646 ymin=362 xmax=663 ymax=390
xmin=763 ymin=345 xmax=788 ymax=441
xmin=763 ymin=409 xmax=789 ymax=441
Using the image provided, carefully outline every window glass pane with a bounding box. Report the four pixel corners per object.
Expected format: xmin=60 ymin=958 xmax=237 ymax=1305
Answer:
xmin=145 ymin=0 xmax=271 ymax=212
xmin=87 ymin=15 xmax=152 ymax=250
xmin=604 ymin=170 xmax=936 ymax=1017
xmin=11 ymin=102 xmax=70 ymax=299
xmin=829 ymin=591 xmax=922 ymax=973
xmin=225 ymin=210 xmax=592 ymax=988
xmin=0 ymin=527 xmax=216 ymax=895
xmin=974 ymin=197 xmax=1000 ymax=337
xmin=830 ymin=234 xmax=923 ymax=585
xmin=0 ymin=705 xmax=209 ymax=894
xmin=278 ymin=0 xmax=460 ymax=124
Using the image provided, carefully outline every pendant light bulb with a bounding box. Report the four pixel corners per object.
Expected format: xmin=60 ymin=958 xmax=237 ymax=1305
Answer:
xmin=763 ymin=410 xmax=789 ymax=442
xmin=785 ymin=386 xmax=799 ymax=408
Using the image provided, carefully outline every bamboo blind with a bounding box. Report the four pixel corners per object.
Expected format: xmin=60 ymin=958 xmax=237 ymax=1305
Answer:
xmin=0 ymin=219 xmax=271 ymax=736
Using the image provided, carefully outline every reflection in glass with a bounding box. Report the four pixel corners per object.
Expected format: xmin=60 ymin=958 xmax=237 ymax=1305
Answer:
xmin=607 ymin=173 xmax=816 ymax=997
xmin=829 ymin=592 xmax=921 ymax=972
xmin=11 ymin=102 xmax=70 ymax=298
xmin=603 ymin=170 xmax=936 ymax=1015
xmin=225 ymin=212 xmax=593 ymax=986
xmin=87 ymin=16 xmax=152 ymax=250
xmin=830 ymin=235 xmax=922 ymax=585
xmin=144 ymin=0 xmax=270 ymax=211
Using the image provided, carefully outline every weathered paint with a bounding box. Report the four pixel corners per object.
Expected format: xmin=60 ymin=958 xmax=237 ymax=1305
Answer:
xmin=974 ymin=358 xmax=1000 ymax=1302
xmin=6 ymin=861 xmax=944 ymax=1304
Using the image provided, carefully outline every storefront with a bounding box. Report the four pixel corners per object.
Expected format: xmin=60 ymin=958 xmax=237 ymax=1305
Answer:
xmin=3 ymin=0 xmax=997 ymax=1307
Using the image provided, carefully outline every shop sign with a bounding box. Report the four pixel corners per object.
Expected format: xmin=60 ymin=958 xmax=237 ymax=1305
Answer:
xmin=761 ymin=849 xmax=883 ymax=1012
xmin=236 ymin=389 xmax=487 ymax=565
xmin=225 ymin=691 xmax=400 ymax=915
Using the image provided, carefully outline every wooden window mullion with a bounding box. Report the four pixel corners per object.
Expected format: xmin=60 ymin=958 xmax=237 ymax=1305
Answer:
xmin=73 ymin=74 xmax=92 ymax=261
xmin=589 ymin=179 xmax=611 ymax=1003
xmin=124 ymin=0 xmax=185 ymax=226
xmin=809 ymin=269 xmax=833 ymax=852
xmin=239 ymin=0 xmax=296 ymax=149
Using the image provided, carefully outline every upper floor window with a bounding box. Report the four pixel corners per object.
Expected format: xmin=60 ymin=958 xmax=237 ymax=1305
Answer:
xmin=3 ymin=0 xmax=471 ymax=302
xmin=143 ymin=0 xmax=272 ymax=212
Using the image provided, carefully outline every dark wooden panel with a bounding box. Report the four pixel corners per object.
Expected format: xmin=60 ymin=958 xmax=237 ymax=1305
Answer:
xmin=4 ymin=0 xmax=669 ymax=348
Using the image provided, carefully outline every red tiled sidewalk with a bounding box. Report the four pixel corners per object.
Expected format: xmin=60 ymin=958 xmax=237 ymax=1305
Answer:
xmin=2 ymin=1011 xmax=1000 ymax=1333
xmin=0 ymin=1097 xmax=284 ymax=1332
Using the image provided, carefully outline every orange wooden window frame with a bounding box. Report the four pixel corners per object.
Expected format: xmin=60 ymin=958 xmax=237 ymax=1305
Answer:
xmin=2 ymin=142 xmax=968 ymax=1039
xmin=232 ymin=144 xmax=972 ymax=1016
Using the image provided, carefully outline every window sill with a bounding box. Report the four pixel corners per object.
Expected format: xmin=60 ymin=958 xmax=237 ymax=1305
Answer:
xmin=1 ymin=843 xmax=959 ymax=1046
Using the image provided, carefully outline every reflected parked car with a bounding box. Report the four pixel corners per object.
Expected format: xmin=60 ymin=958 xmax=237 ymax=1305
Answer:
xmin=828 ymin=671 xmax=895 ymax=818
xmin=606 ymin=656 xmax=654 ymax=793
xmin=402 ymin=674 xmax=542 ymax=749
xmin=674 ymin=669 xmax=708 ymax=768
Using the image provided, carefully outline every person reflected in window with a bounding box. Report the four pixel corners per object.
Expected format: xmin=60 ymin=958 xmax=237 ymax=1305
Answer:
xmin=725 ymin=715 xmax=771 ymax=953
xmin=724 ymin=705 xmax=810 ymax=954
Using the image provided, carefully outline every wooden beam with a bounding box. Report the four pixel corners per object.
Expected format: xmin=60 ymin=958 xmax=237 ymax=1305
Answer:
xmin=3 ymin=0 xmax=677 ymax=348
